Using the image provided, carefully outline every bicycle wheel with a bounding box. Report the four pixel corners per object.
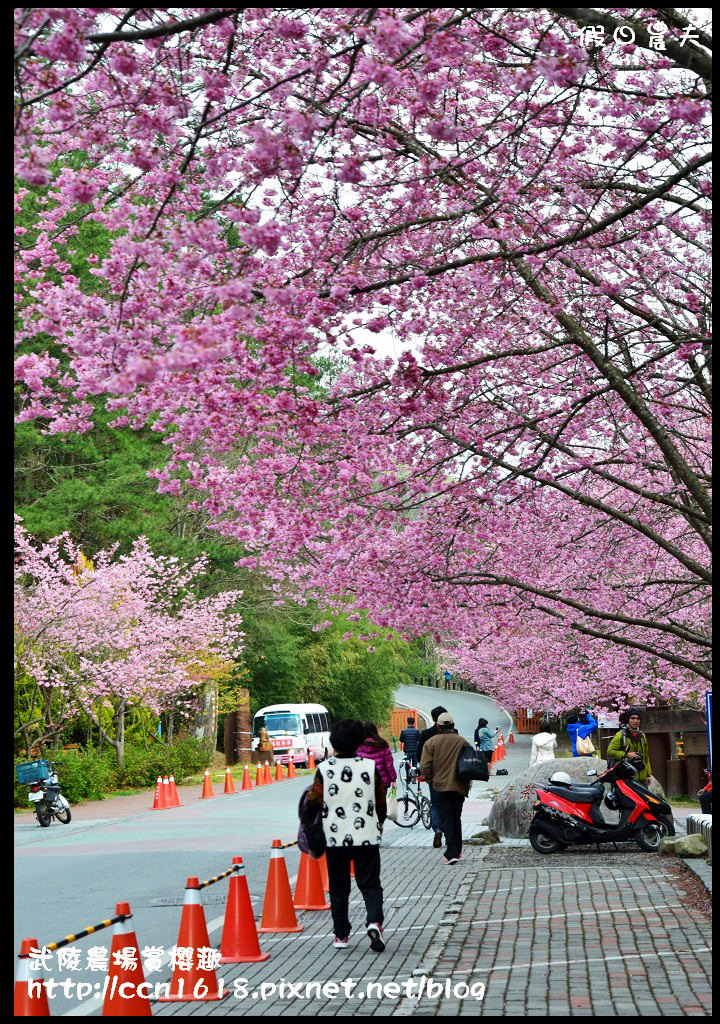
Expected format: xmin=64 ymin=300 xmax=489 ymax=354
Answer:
xmin=419 ymin=795 xmax=432 ymax=829
xmin=394 ymin=795 xmax=420 ymax=828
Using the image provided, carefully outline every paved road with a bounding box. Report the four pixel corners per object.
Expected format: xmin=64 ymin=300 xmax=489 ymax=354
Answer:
xmin=394 ymin=684 xmax=513 ymax=744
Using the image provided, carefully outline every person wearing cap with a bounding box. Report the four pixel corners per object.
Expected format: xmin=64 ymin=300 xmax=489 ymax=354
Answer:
xmin=417 ymin=705 xmax=447 ymax=848
xmin=606 ymin=708 xmax=653 ymax=783
xmin=419 ymin=712 xmax=471 ymax=864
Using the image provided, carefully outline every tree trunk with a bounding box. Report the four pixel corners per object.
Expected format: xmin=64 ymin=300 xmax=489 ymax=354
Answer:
xmin=234 ymin=688 xmax=252 ymax=766
xmin=193 ymin=683 xmax=219 ymax=748
xmin=116 ymin=703 xmax=125 ymax=767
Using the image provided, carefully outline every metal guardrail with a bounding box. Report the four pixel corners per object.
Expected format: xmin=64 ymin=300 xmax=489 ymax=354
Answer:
xmin=686 ymin=813 xmax=712 ymax=864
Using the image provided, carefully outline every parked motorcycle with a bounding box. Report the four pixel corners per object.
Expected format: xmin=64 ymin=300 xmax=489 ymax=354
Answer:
xmin=16 ymin=759 xmax=72 ymax=827
xmin=529 ymin=758 xmax=674 ymax=854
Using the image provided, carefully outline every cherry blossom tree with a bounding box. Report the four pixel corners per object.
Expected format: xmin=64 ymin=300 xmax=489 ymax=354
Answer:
xmin=14 ymin=9 xmax=711 ymax=708
xmin=14 ymin=519 xmax=244 ymax=763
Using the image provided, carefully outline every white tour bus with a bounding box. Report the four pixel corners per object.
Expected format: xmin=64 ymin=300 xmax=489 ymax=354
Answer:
xmin=251 ymin=703 xmax=332 ymax=767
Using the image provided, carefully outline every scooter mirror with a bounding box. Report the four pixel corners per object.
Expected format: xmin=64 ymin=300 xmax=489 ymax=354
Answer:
xmin=586 ymin=769 xmax=598 ymax=776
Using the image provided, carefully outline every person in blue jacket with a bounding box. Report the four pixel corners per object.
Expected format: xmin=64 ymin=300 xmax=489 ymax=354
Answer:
xmin=566 ymin=708 xmax=598 ymax=756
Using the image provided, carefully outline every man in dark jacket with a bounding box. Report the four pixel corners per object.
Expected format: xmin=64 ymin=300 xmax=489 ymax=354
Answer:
xmin=417 ymin=705 xmax=447 ymax=761
xmin=399 ymin=717 xmax=421 ymax=767
xmin=417 ymin=706 xmax=447 ymax=848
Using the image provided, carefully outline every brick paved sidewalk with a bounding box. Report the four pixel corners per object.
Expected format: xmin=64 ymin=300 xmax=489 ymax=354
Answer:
xmin=153 ymin=840 xmax=711 ymax=1017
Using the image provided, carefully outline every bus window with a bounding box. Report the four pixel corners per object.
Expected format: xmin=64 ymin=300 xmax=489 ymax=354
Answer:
xmin=321 ymin=713 xmax=329 ymax=731
xmin=309 ymin=713 xmax=320 ymax=732
xmin=253 ymin=716 xmax=265 ymax=736
xmin=263 ymin=713 xmax=302 ymax=735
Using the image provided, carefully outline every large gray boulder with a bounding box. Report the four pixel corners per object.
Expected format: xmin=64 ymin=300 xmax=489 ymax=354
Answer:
xmin=660 ymin=834 xmax=708 ymax=857
xmin=485 ymin=757 xmax=668 ymax=838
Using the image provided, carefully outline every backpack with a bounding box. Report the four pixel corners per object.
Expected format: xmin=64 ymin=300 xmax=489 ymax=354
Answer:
xmin=297 ymin=786 xmax=326 ymax=858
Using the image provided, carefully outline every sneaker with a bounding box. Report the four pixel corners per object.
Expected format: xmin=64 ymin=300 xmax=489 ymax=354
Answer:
xmin=333 ymin=936 xmax=349 ymax=949
xmin=433 ymin=831 xmax=443 ymax=849
xmin=445 ymin=857 xmax=459 ymax=865
xmin=367 ymin=923 xmax=385 ymax=952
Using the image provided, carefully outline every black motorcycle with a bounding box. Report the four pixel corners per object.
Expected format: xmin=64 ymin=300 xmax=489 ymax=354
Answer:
xmin=529 ymin=758 xmax=674 ymax=854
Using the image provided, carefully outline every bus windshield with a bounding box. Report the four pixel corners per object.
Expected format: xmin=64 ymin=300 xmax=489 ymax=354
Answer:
xmin=260 ymin=713 xmax=302 ymax=736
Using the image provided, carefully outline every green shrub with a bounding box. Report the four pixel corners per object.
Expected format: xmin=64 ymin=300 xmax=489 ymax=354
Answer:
xmin=14 ymin=749 xmax=115 ymax=808
xmin=112 ymin=737 xmax=214 ymax=788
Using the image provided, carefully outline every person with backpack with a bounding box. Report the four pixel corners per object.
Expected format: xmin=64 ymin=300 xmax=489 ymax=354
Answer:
xmin=566 ymin=707 xmax=598 ymax=757
xmin=399 ymin=716 xmax=421 ymax=767
xmin=419 ymin=712 xmax=471 ymax=864
xmin=356 ymin=721 xmax=397 ymax=787
xmin=303 ymin=718 xmax=387 ymax=952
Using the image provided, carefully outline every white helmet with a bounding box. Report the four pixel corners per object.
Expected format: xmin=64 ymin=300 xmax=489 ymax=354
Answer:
xmin=549 ymin=772 xmax=572 ymax=786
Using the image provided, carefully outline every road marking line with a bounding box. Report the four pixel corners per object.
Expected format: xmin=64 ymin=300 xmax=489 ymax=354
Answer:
xmin=481 ymin=904 xmax=670 ymax=926
xmin=464 ymin=946 xmax=712 ymax=976
xmin=470 ymin=872 xmax=659 ymax=896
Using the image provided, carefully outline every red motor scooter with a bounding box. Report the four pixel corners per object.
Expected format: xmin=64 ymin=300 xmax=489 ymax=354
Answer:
xmin=529 ymin=758 xmax=674 ymax=854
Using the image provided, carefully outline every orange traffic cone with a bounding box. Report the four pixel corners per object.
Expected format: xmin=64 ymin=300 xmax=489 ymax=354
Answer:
xmin=200 ymin=771 xmax=215 ymax=799
xmin=157 ymin=878 xmax=224 ymax=1002
xmin=318 ymin=852 xmax=330 ymax=893
xmin=14 ymin=939 xmax=50 ymax=1016
xmin=219 ymin=858 xmax=271 ymax=964
xmin=508 ymin=732 xmax=515 ymax=744
xmin=264 ymin=761 xmax=273 ymax=785
xmin=162 ymin=776 xmax=173 ymax=806
xmin=307 ymin=751 xmax=316 ymax=771
xmin=498 ymin=737 xmax=505 ymax=761
xmin=224 ymin=768 xmax=236 ymax=794
xmin=350 ymin=858 xmax=355 ymax=879
xmin=258 ymin=841 xmax=304 ymax=933
xmin=294 ymin=853 xmax=330 ymax=911
xmin=274 ymin=761 xmax=284 ymax=781
xmin=102 ymin=901 xmax=152 ymax=1016
xmin=255 ymin=763 xmax=265 ymax=787
xmin=168 ymin=775 xmax=181 ymax=806
xmin=151 ymin=776 xmax=167 ymax=810
xmin=286 ymin=760 xmax=297 ymax=779
xmin=241 ymin=765 xmax=253 ymax=790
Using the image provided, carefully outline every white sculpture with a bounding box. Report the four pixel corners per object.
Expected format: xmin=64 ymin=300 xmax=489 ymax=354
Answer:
xmin=529 ymin=731 xmax=557 ymax=765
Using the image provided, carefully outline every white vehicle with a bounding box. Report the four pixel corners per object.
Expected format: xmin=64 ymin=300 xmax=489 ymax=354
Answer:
xmin=252 ymin=703 xmax=331 ymax=767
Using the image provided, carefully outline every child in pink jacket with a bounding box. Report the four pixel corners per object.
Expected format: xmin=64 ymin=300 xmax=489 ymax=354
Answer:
xmin=356 ymin=721 xmax=397 ymax=788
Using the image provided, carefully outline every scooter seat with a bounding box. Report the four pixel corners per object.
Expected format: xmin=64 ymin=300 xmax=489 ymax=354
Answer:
xmin=546 ymin=782 xmax=604 ymax=803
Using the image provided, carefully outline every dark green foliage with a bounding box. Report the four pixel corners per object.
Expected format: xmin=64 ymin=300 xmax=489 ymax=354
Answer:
xmin=110 ymin=737 xmax=214 ymax=789
xmin=242 ymin=605 xmax=431 ymax=724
